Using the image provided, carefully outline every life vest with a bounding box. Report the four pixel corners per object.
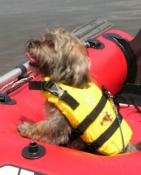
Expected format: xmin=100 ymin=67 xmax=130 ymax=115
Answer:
xmin=39 ymin=77 xmax=132 ymax=155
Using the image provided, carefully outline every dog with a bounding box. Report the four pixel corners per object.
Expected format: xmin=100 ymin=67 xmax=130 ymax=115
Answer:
xmin=17 ymin=28 xmax=141 ymax=155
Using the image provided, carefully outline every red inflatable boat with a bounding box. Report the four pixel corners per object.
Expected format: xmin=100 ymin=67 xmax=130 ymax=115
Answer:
xmin=0 ymin=19 xmax=141 ymax=175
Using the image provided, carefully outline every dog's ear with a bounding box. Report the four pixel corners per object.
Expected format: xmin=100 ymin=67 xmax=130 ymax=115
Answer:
xmin=65 ymin=43 xmax=90 ymax=87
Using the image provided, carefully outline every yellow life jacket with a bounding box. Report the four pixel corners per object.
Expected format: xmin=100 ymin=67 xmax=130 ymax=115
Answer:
xmin=41 ymin=77 xmax=132 ymax=155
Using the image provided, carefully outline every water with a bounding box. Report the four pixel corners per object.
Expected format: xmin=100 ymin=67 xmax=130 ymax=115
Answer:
xmin=0 ymin=0 xmax=141 ymax=75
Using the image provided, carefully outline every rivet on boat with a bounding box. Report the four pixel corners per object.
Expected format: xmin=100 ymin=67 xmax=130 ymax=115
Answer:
xmin=22 ymin=142 xmax=46 ymax=159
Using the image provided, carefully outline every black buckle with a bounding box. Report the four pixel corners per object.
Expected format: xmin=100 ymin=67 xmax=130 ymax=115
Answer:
xmin=102 ymin=85 xmax=112 ymax=98
xmin=85 ymin=38 xmax=104 ymax=49
xmin=29 ymin=80 xmax=79 ymax=109
xmin=44 ymin=80 xmax=65 ymax=98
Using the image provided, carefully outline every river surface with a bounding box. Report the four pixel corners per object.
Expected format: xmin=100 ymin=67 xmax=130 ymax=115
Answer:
xmin=0 ymin=0 xmax=141 ymax=75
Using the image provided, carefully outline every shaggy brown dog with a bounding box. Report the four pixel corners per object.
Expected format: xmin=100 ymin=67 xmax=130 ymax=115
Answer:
xmin=17 ymin=28 xmax=140 ymax=154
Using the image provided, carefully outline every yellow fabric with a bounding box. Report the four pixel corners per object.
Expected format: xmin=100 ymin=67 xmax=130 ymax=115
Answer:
xmin=41 ymin=77 xmax=132 ymax=155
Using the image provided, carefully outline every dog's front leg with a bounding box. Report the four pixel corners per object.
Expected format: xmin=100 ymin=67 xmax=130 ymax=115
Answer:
xmin=17 ymin=121 xmax=40 ymax=140
xmin=17 ymin=113 xmax=71 ymax=145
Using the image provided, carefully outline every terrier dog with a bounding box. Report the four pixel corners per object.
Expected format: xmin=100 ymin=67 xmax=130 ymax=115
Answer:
xmin=17 ymin=28 xmax=141 ymax=154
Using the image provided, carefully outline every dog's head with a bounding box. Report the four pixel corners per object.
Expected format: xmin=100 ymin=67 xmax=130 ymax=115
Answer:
xmin=26 ymin=28 xmax=90 ymax=87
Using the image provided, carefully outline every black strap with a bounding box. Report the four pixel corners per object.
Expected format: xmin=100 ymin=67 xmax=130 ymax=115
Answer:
xmin=121 ymin=83 xmax=141 ymax=95
xmin=84 ymin=114 xmax=123 ymax=152
xmin=117 ymin=83 xmax=141 ymax=107
xmin=29 ymin=81 xmax=79 ymax=110
xmin=112 ymin=37 xmax=137 ymax=84
xmin=70 ymin=94 xmax=107 ymax=141
xmin=103 ymin=33 xmax=137 ymax=84
xmin=60 ymin=92 xmax=79 ymax=109
xmin=29 ymin=81 xmax=46 ymax=90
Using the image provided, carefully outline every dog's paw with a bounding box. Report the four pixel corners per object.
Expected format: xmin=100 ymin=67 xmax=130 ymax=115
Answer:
xmin=17 ymin=122 xmax=35 ymax=138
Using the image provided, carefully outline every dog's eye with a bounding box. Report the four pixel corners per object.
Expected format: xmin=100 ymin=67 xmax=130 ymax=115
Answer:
xmin=47 ymin=40 xmax=54 ymax=48
xmin=28 ymin=42 xmax=35 ymax=48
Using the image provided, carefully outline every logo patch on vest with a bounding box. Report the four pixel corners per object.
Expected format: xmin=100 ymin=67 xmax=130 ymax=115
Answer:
xmin=86 ymin=96 xmax=94 ymax=106
xmin=100 ymin=112 xmax=113 ymax=126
